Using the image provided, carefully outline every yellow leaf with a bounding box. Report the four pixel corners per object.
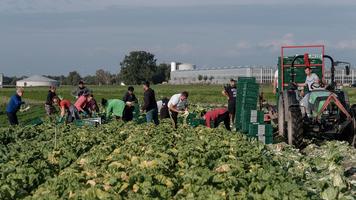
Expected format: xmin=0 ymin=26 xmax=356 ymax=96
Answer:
xmin=215 ymin=164 xmax=231 ymax=173
xmin=118 ymin=183 xmax=129 ymax=194
xmin=86 ymin=180 xmax=96 ymax=186
xmin=133 ymin=184 xmax=139 ymax=193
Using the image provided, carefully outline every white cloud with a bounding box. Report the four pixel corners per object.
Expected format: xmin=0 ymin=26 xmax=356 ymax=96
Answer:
xmin=258 ymin=33 xmax=295 ymax=51
xmin=226 ymin=41 xmax=253 ymax=56
xmin=333 ymin=40 xmax=356 ymax=50
xmin=1 ymin=0 xmax=356 ymax=13
xmin=174 ymin=43 xmax=194 ymax=55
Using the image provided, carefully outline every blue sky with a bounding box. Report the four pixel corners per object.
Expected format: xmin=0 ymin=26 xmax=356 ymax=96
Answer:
xmin=1 ymin=0 xmax=356 ymax=76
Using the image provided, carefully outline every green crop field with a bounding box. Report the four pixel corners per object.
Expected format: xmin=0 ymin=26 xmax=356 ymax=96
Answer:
xmin=1 ymin=84 xmax=356 ymax=199
xmin=2 ymin=84 xmax=356 ymax=127
xmin=0 ymin=84 xmax=274 ymax=126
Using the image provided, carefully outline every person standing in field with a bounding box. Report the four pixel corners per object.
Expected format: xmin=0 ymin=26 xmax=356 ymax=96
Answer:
xmin=71 ymin=80 xmax=90 ymax=99
xmin=45 ymin=86 xmax=57 ymax=116
xmin=52 ymin=96 xmax=80 ymax=123
xmin=141 ymin=81 xmax=159 ymax=125
xmin=122 ymin=86 xmax=138 ymax=121
xmin=222 ymin=78 xmax=237 ymax=124
xmin=101 ymin=98 xmax=126 ymax=120
xmin=6 ymin=87 xmax=25 ymax=125
xmin=201 ymin=108 xmax=231 ymax=131
xmin=168 ymin=91 xmax=189 ymax=129
xmin=273 ymin=69 xmax=278 ymax=95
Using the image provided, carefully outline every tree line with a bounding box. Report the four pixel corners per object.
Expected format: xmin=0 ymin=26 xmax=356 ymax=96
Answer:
xmin=3 ymin=51 xmax=170 ymax=86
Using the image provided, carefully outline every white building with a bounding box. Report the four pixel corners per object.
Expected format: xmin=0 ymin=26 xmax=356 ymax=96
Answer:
xmin=16 ymin=75 xmax=60 ymax=87
xmin=170 ymin=63 xmax=274 ymax=84
xmin=169 ymin=62 xmax=356 ymax=85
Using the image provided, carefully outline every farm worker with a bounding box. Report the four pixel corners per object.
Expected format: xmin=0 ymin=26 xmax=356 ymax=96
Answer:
xmin=122 ymin=86 xmax=138 ymax=121
xmin=298 ymin=67 xmax=321 ymax=108
xmin=168 ymin=91 xmax=189 ymax=129
xmin=101 ymin=98 xmax=126 ymax=120
xmin=45 ymin=86 xmax=57 ymax=116
xmin=158 ymin=97 xmax=170 ymax=119
xmin=141 ymin=81 xmax=159 ymax=125
xmin=71 ymin=80 xmax=90 ymax=99
xmin=6 ymin=87 xmax=25 ymax=125
xmin=202 ymin=108 xmax=231 ymax=131
xmin=301 ymin=67 xmax=320 ymax=96
xmin=222 ymin=78 xmax=237 ymax=124
xmin=74 ymin=94 xmax=89 ymax=116
xmin=273 ymin=69 xmax=278 ymax=95
xmin=85 ymin=94 xmax=99 ymax=116
xmin=52 ymin=96 xmax=80 ymax=123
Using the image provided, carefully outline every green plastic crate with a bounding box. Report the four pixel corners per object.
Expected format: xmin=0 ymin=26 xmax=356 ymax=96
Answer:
xmin=238 ymin=77 xmax=256 ymax=83
xmin=250 ymin=110 xmax=264 ymax=124
xmin=248 ymin=123 xmax=273 ymax=144
xmin=240 ymin=110 xmax=264 ymax=133
xmin=74 ymin=119 xmax=97 ymax=127
xmin=186 ymin=113 xmax=206 ymax=127
xmin=25 ymin=117 xmax=43 ymax=126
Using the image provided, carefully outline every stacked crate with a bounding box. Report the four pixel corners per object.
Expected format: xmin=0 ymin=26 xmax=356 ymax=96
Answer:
xmin=248 ymin=123 xmax=273 ymax=144
xmin=241 ymin=110 xmax=264 ymax=133
xmin=235 ymin=77 xmax=259 ymax=131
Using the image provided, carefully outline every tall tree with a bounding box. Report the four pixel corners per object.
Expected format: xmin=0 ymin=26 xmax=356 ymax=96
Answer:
xmin=96 ymin=69 xmax=112 ymax=85
xmin=66 ymin=71 xmax=81 ymax=86
xmin=203 ymin=75 xmax=208 ymax=82
xmin=119 ymin=51 xmax=157 ymax=85
xmin=198 ymin=75 xmax=203 ymax=82
xmin=152 ymin=63 xmax=170 ymax=84
xmin=83 ymin=75 xmax=98 ymax=85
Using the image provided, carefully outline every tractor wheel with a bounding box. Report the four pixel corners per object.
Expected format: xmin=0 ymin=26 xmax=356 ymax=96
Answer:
xmin=344 ymin=117 xmax=356 ymax=148
xmin=278 ymin=94 xmax=286 ymax=136
xmin=287 ymin=106 xmax=304 ymax=148
xmin=347 ymin=105 xmax=356 ymax=147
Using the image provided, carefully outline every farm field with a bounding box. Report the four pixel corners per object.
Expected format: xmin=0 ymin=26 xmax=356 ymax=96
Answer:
xmin=0 ymin=84 xmax=275 ymax=127
xmin=2 ymin=84 xmax=356 ymax=126
xmin=0 ymin=84 xmax=356 ymax=199
xmin=1 ymin=120 xmax=355 ymax=199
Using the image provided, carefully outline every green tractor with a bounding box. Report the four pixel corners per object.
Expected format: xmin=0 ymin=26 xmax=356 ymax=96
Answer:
xmin=277 ymin=45 xmax=356 ymax=148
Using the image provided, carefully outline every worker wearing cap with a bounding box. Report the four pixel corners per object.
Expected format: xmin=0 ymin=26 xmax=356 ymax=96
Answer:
xmin=71 ymin=80 xmax=90 ymax=99
xmin=6 ymin=87 xmax=25 ymax=125
xmin=202 ymin=108 xmax=231 ymax=131
xmin=222 ymin=78 xmax=237 ymax=124
xmin=101 ymin=98 xmax=126 ymax=120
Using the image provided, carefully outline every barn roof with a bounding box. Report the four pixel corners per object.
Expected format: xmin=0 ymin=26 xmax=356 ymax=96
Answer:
xmin=17 ymin=75 xmax=58 ymax=82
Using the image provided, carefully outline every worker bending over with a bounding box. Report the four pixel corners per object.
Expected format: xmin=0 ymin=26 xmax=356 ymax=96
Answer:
xmin=202 ymin=108 xmax=231 ymax=131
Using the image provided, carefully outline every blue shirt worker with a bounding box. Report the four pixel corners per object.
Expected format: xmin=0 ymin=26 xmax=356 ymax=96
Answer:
xmin=6 ymin=87 xmax=25 ymax=125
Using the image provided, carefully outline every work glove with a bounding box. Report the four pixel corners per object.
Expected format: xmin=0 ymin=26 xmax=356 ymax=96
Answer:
xmin=82 ymin=111 xmax=88 ymax=117
xmin=57 ymin=117 xmax=64 ymax=124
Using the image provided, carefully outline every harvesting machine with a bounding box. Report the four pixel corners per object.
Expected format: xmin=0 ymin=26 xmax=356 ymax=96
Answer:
xmin=277 ymin=45 xmax=356 ymax=148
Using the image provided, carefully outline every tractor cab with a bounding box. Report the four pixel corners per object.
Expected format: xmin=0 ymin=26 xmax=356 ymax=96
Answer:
xmin=277 ymin=45 xmax=355 ymax=148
